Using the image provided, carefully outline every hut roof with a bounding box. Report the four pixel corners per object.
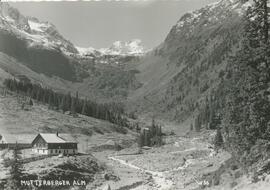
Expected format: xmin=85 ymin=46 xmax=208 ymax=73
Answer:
xmin=33 ymin=133 xmax=77 ymax=144
xmin=0 ymin=134 xmax=35 ymax=144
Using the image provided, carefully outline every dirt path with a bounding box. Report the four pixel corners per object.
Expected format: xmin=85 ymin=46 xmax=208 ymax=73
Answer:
xmin=104 ymin=132 xmax=231 ymax=190
xmin=108 ymin=156 xmax=173 ymax=190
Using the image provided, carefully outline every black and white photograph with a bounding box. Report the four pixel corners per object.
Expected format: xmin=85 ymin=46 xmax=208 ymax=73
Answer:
xmin=0 ymin=0 xmax=269 ymax=189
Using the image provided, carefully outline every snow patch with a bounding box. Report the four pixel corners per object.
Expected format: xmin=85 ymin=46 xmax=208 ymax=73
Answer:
xmin=28 ymin=20 xmax=47 ymax=32
xmin=99 ymin=39 xmax=145 ymax=55
xmin=3 ymin=15 xmax=15 ymax=23
xmin=76 ymin=46 xmax=97 ymax=56
xmin=76 ymin=39 xmax=145 ymax=57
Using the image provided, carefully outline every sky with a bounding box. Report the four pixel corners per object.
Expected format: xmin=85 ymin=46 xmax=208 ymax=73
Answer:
xmin=10 ymin=0 xmax=217 ymax=49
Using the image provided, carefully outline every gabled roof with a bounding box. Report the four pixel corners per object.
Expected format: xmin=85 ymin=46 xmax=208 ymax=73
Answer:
xmin=59 ymin=134 xmax=78 ymax=143
xmin=32 ymin=133 xmax=77 ymax=144
xmin=39 ymin=133 xmax=66 ymax=143
xmin=0 ymin=134 xmax=35 ymax=144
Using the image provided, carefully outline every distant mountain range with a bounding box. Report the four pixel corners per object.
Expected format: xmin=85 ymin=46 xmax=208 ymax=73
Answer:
xmin=77 ymin=39 xmax=145 ymax=57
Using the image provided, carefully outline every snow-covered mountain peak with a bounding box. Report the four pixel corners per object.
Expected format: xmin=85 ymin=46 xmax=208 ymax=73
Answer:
xmin=0 ymin=2 xmax=78 ymax=54
xmin=27 ymin=18 xmax=52 ymax=33
xmin=127 ymin=39 xmax=144 ymax=53
xmin=207 ymin=0 xmax=252 ymax=12
xmin=76 ymin=46 xmax=102 ymax=57
xmin=173 ymin=0 xmax=252 ymax=34
xmin=76 ymin=39 xmax=145 ymax=58
xmin=111 ymin=41 xmax=123 ymax=48
xmin=0 ymin=2 xmax=30 ymax=32
xmin=99 ymin=39 xmax=145 ymax=55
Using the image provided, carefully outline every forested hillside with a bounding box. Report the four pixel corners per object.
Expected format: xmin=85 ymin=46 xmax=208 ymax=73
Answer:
xmin=221 ymin=0 xmax=270 ymax=168
xmin=2 ymin=78 xmax=131 ymax=130
xmin=190 ymin=0 xmax=270 ymax=175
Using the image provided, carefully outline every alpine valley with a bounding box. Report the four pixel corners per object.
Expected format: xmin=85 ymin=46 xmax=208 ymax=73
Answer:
xmin=1 ymin=0 xmax=270 ymax=190
xmin=0 ymin=0 xmax=247 ymax=117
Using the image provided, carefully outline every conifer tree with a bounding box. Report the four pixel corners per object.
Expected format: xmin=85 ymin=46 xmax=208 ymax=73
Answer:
xmin=70 ymin=97 xmax=76 ymax=116
xmin=59 ymin=96 xmax=66 ymax=113
xmin=74 ymin=91 xmax=80 ymax=113
xmin=4 ymin=143 xmax=24 ymax=190
xmin=66 ymin=92 xmax=72 ymax=111
xmin=214 ymin=128 xmax=224 ymax=150
xmin=28 ymin=99 xmax=33 ymax=106
xmin=194 ymin=115 xmax=201 ymax=132
xmin=190 ymin=123 xmax=194 ymax=131
xmin=81 ymin=99 xmax=87 ymax=115
xmin=48 ymin=92 xmax=53 ymax=110
xmin=138 ymin=133 xmax=144 ymax=148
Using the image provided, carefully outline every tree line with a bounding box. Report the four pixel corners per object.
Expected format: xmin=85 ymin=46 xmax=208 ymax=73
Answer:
xmin=3 ymin=78 xmax=129 ymax=127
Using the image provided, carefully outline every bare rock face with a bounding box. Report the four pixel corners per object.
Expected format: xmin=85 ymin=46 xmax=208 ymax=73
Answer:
xmin=0 ymin=3 xmax=30 ymax=32
xmin=0 ymin=2 xmax=77 ymax=53
xmin=0 ymin=2 xmax=86 ymax=82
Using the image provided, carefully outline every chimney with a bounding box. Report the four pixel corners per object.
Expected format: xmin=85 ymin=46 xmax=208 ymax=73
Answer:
xmin=56 ymin=131 xmax=58 ymax=136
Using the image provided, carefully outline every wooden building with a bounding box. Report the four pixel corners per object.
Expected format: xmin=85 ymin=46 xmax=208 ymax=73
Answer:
xmin=0 ymin=134 xmax=34 ymax=149
xmin=31 ymin=133 xmax=78 ymax=155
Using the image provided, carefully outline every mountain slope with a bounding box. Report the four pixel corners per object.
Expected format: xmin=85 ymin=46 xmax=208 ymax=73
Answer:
xmin=0 ymin=3 xmax=85 ymax=82
xmin=128 ymin=0 xmax=249 ymax=122
xmin=0 ymin=87 xmax=136 ymax=146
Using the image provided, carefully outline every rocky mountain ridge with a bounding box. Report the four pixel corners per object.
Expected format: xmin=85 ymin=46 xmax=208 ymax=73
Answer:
xmin=0 ymin=3 xmax=78 ymax=54
xmin=77 ymin=39 xmax=145 ymax=57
